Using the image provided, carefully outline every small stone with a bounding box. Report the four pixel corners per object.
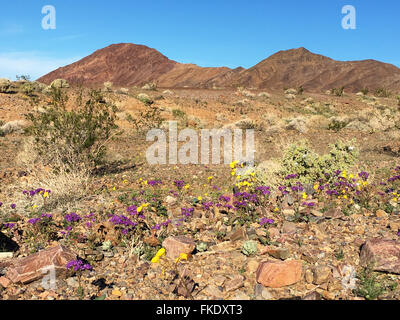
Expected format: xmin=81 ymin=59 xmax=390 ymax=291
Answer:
xmin=302 ymin=291 xmax=322 ymax=300
xmin=212 ymin=275 xmax=227 ymax=286
xmin=376 ymin=209 xmax=388 ymax=218
xmin=305 ymin=269 xmax=313 ymax=284
xmin=312 ymin=265 xmax=332 ymax=285
xmin=229 ymin=227 xmax=247 ymax=242
xmin=268 ymin=227 xmax=280 ymax=239
xmin=66 ymin=277 xmax=79 ymax=288
xmin=0 ymin=276 xmax=11 ymax=288
xmin=165 ymin=196 xmax=177 ymax=206
xmin=324 ymin=207 xmax=343 ymax=219
xmin=247 ymin=259 xmax=259 ymax=273
xmin=282 ymin=222 xmax=297 ymax=234
xmin=263 ymin=247 xmax=291 ymax=260
xmin=204 ymin=285 xmax=224 ymax=298
xmin=162 ymin=236 xmax=195 ymax=259
xmin=256 ymin=260 xmax=303 ymax=288
xmin=224 ymin=275 xmax=244 ymax=292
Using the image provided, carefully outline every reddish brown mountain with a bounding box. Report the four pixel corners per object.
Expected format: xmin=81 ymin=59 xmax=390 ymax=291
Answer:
xmin=38 ymin=44 xmax=400 ymax=92
xmin=38 ymin=43 xmax=231 ymax=88
xmin=208 ymin=47 xmax=400 ymax=92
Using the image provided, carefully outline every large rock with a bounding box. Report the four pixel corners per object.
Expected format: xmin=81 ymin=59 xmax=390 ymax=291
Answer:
xmin=360 ymin=239 xmax=400 ymax=274
xmin=256 ymin=260 xmax=303 ymax=288
xmin=162 ymin=236 xmax=195 ymax=260
xmin=6 ymin=245 xmax=76 ymax=284
xmin=50 ymin=79 xmax=69 ymax=88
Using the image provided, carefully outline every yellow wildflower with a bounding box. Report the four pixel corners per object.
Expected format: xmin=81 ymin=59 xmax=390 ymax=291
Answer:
xmin=302 ymin=192 xmax=307 ymax=199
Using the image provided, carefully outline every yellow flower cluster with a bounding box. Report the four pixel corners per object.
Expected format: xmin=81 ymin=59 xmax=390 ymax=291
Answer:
xmin=137 ymin=203 xmax=150 ymax=213
xmin=174 ymin=253 xmax=188 ymax=263
xmin=151 ymin=248 xmax=166 ymax=263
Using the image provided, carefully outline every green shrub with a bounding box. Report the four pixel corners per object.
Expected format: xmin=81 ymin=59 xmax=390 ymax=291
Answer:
xmin=374 ymin=87 xmax=391 ymax=98
xmin=25 ymin=87 xmax=118 ymax=171
xmin=331 ymin=86 xmax=345 ymax=97
xmin=354 ymin=268 xmax=385 ymax=300
xmin=328 ymin=119 xmax=348 ymax=132
xmin=127 ymin=106 xmax=164 ymax=133
xmin=281 ymin=139 xmax=359 ymax=184
xmin=241 ymin=240 xmax=258 ymax=256
xmin=137 ymin=93 xmax=153 ymax=106
xmin=20 ymin=82 xmax=35 ymax=96
xmin=172 ymin=109 xmax=186 ymax=119
xmin=0 ymin=78 xmax=11 ymax=93
xmin=361 ymin=87 xmax=369 ymax=95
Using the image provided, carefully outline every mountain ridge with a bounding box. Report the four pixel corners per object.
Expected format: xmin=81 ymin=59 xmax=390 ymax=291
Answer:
xmin=38 ymin=43 xmax=400 ymax=92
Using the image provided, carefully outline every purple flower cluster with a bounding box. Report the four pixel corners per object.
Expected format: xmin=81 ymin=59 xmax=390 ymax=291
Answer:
xmin=2 ymin=222 xmax=15 ymax=229
xmin=181 ymin=207 xmax=194 ymax=217
xmin=358 ymin=171 xmax=369 ymax=181
xmin=302 ymin=201 xmax=316 ymax=207
xmin=202 ymin=201 xmax=213 ymax=211
xmin=109 ymin=215 xmax=138 ymax=234
xmin=174 ymin=180 xmax=185 ymax=189
xmin=66 ymin=259 xmax=92 ymax=272
xmin=28 ymin=218 xmax=41 ymax=225
xmin=65 ymin=212 xmax=82 ymax=223
xmin=256 ymin=186 xmax=271 ymax=196
xmin=285 ymin=173 xmax=298 ymax=180
xmin=23 ymin=188 xmax=51 ymax=197
xmin=147 ymin=180 xmax=162 ymax=186
xmin=219 ymin=195 xmax=231 ymax=202
xmin=260 ymin=217 xmax=274 ymax=226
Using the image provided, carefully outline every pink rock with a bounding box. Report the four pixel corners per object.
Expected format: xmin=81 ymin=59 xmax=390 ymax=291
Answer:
xmin=162 ymin=236 xmax=195 ymax=259
xmin=6 ymin=245 xmax=76 ymax=284
xmin=256 ymin=260 xmax=303 ymax=288
xmin=360 ymin=238 xmax=400 ymax=274
xmin=0 ymin=276 xmax=11 ymax=288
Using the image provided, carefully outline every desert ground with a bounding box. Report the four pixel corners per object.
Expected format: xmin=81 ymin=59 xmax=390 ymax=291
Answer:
xmin=1 ymin=79 xmax=400 ymax=300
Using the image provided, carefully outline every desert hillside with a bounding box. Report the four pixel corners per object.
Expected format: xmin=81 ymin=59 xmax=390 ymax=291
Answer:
xmin=1 ymin=78 xmax=400 ymax=300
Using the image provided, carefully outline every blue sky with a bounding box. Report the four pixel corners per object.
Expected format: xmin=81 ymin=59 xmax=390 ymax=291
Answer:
xmin=0 ymin=0 xmax=398 ymax=80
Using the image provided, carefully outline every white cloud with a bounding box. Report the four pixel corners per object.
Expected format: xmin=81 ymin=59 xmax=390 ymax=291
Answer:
xmin=0 ymin=52 xmax=81 ymax=80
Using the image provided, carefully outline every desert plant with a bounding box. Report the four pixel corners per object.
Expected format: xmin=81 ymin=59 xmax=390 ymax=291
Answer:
xmin=20 ymin=82 xmax=35 ymax=96
xmin=280 ymin=139 xmax=358 ymax=184
xmin=297 ymin=86 xmax=304 ymax=95
xmin=137 ymin=93 xmax=153 ymax=106
xmin=127 ymin=106 xmax=164 ymax=133
xmin=241 ymin=240 xmax=258 ymax=256
xmin=328 ymin=119 xmax=349 ymax=132
xmin=360 ymin=87 xmax=369 ymax=95
xmin=374 ymin=87 xmax=391 ymax=98
xmin=354 ymin=267 xmax=385 ymax=300
xmin=25 ymin=87 xmax=118 ymax=172
xmin=0 ymin=78 xmax=11 ymax=93
xmin=331 ymin=86 xmax=345 ymax=97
